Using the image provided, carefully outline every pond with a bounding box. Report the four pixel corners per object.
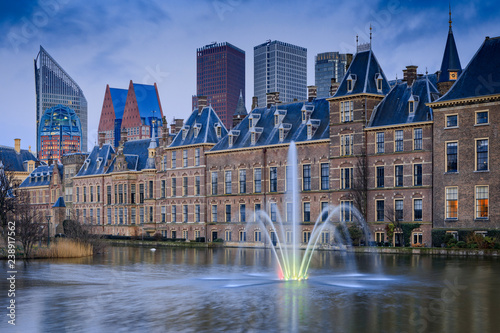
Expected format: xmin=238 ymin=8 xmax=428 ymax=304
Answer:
xmin=1 ymin=246 xmax=499 ymax=332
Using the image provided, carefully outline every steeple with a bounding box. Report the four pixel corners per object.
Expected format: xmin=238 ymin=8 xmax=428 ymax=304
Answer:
xmin=145 ymin=120 xmax=158 ymax=169
xmin=232 ymin=89 xmax=248 ymax=128
xmin=437 ymin=4 xmax=462 ymax=94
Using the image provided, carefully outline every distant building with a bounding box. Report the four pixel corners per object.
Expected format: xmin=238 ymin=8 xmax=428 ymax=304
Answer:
xmin=254 ymin=40 xmax=307 ymax=107
xmin=315 ymin=52 xmax=352 ymax=98
xmin=193 ymin=42 xmax=245 ymax=129
xmin=97 ymin=81 xmax=165 ymax=147
xmin=38 ymin=105 xmax=82 ymax=162
xmin=35 ymin=46 xmax=88 ymax=154
xmin=0 ymin=139 xmax=38 ymax=184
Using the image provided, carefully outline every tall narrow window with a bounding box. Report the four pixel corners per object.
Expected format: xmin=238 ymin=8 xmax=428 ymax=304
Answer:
xmin=395 ymin=130 xmax=403 ymax=152
xmin=303 ymin=202 xmax=311 ymax=222
xmin=106 ymin=186 xmax=111 ymax=204
xmin=376 ymin=200 xmax=384 ymax=221
xmin=341 ymin=167 xmax=353 ymax=189
xmin=195 ymin=176 xmax=200 ymax=196
xmin=149 ymin=180 xmax=153 ymax=198
xmin=171 ymin=151 xmax=176 ymax=169
xmin=90 ymin=186 xmax=94 ymax=202
xmin=139 ymin=184 xmax=144 ymax=203
xmin=395 ymin=165 xmax=403 ymax=187
xmin=414 ymin=164 xmax=422 ymax=186
xmin=376 ymin=167 xmax=384 ymax=188
xmin=476 ymin=139 xmax=488 ymax=171
xmin=172 ymin=205 xmax=177 ymax=223
xmin=183 ymin=177 xmax=188 ymax=196
xmin=395 ymin=200 xmax=403 ymax=221
xmin=302 ymin=165 xmax=311 ymax=191
xmin=239 ymin=169 xmax=246 ymax=194
xmin=270 ymin=203 xmax=277 ymax=222
xmin=195 ymin=148 xmax=200 ymax=166
xmin=211 ymin=172 xmax=218 ymax=195
xmin=211 ymin=205 xmax=217 ymax=222
xmin=446 ymin=142 xmax=458 ymax=172
xmin=195 ymin=205 xmax=200 ymax=222
xmin=183 ymin=149 xmax=188 ymax=167
xmin=475 ymin=186 xmax=488 ymax=219
xmin=130 ymin=184 xmax=136 ymax=204
xmin=223 ymin=171 xmax=231 ymax=194
xmin=341 ymin=101 xmax=353 ymax=122
xmin=225 ymin=205 xmax=231 ymax=222
xmin=376 ymin=132 xmax=384 ymax=153
xmin=414 ymin=128 xmax=422 ymax=150
xmin=254 ymin=168 xmax=262 ymax=193
xmin=414 ymin=199 xmax=422 ymax=221
xmin=270 ymin=167 xmax=278 ymax=192
xmin=161 ymin=180 xmax=166 ymax=198
xmin=341 ymin=134 xmax=353 ymax=156
xmin=240 ymin=204 xmax=246 ymax=222
xmin=171 ymin=178 xmax=176 ymax=197
xmin=140 ymin=207 xmax=144 ymax=224
xmin=149 ymin=206 xmax=153 ymax=223
xmin=161 ymin=206 xmax=166 ymax=223
xmin=446 ymin=187 xmax=458 ymax=219
xmin=183 ymin=205 xmax=188 ymax=222
xmin=321 ymin=163 xmax=329 ymax=190
xmin=340 ymin=201 xmax=353 ymax=222
xmin=97 ymin=186 xmax=100 ymax=202
xmin=119 ymin=184 xmax=123 ymax=203
xmin=286 ymin=166 xmax=293 ymax=192
xmin=83 ymin=187 xmax=87 ymax=202
xmin=321 ymin=202 xmax=328 ymax=222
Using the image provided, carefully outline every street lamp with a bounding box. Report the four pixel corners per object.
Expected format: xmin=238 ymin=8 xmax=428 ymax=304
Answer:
xmin=46 ymin=215 xmax=51 ymax=247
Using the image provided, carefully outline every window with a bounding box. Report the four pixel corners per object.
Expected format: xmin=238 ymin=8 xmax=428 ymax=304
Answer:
xmin=161 ymin=206 xmax=166 ymax=223
xmin=195 ymin=205 xmax=200 ymax=222
xmin=211 ymin=172 xmax=218 ymax=195
xmin=340 ymin=201 xmax=353 ymax=222
xmin=475 ymin=186 xmax=488 ymax=219
xmin=211 ymin=205 xmax=217 ymax=222
xmin=225 ymin=205 xmax=231 ymax=222
xmin=446 ymin=114 xmax=458 ymax=128
xmin=140 ymin=207 xmax=144 ymax=224
xmin=270 ymin=167 xmax=278 ymax=192
xmin=412 ymin=232 xmax=423 ymax=245
xmin=303 ymin=202 xmax=311 ymax=222
xmin=149 ymin=206 xmax=153 ymax=223
xmin=171 ymin=178 xmax=176 ymax=197
xmin=446 ymin=142 xmax=458 ymax=172
xmin=139 ymin=184 xmax=144 ymax=203
xmin=183 ymin=149 xmax=188 ymax=167
xmin=149 ymin=180 xmax=153 ymax=199
xmin=182 ymin=230 xmax=188 ymax=240
xmin=270 ymin=203 xmax=277 ymax=222
xmin=107 ymin=208 xmax=111 ymax=225
xmin=254 ymin=231 xmax=262 ymax=242
xmin=90 ymin=186 xmax=94 ymax=202
xmin=254 ymin=168 xmax=262 ymax=193
xmin=287 ymin=203 xmax=293 ymax=222
xmin=239 ymin=170 xmax=246 ymax=193
xmin=240 ymin=204 xmax=246 ymax=222
xmin=131 ymin=208 xmax=136 ymax=224
xmin=476 ymin=111 xmax=488 ymax=125
xmin=195 ymin=176 xmax=200 ymax=196
xmin=225 ymin=230 xmax=232 ymax=241
xmin=171 ymin=151 xmax=176 ymax=168
xmin=321 ymin=202 xmax=329 ymax=222
xmin=340 ymin=134 xmax=353 ymax=156
xmin=225 ymin=171 xmax=232 ymax=194
xmin=76 ymin=187 xmax=80 ymax=203
xmin=162 ymin=156 xmax=167 ymax=171
xmin=446 ymin=187 xmax=458 ymax=219
xmin=239 ymin=231 xmax=247 ymax=242
xmin=161 ymin=180 xmax=166 ymax=197
xmin=341 ymin=167 xmax=353 ymax=189
xmin=321 ymin=163 xmax=329 ymax=190
xmin=395 ymin=200 xmax=403 ymax=221
xmin=118 ymin=184 xmax=123 ymax=203
xmin=376 ymin=166 xmax=384 ymax=188
xmin=172 ymin=205 xmax=177 ymax=223
xmin=395 ymin=165 xmax=403 ymax=187
xmin=107 ymin=186 xmax=111 ymax=204
xmin=183 ymin=177 xmax=188 ymax=196
xmin=414 ymin=128 xmax=422 ymax=150
xmin=413 ymin=164 xmax=422 ymax=186
xmin=83 ymin=187 xmax=87 ymax=202
xmin=476 ymin=139 xmax=488 ymax=171
xmin=97 ymin=186 xmax=101 ymax=202
xmin=195 ymin=148 xmax=200 ymax=166
xmin=414 ymin=199 xmax=422 ymax=221
xmin=183 ymin=205 xmax=188 ymax=222
xmin=376 ymin=200 xmax=384 ymax=221
xmin=376 ymin=132 xmax=384 ymax=153
xmin=96 ymin=208 xmax=100 ymax=225
xmin=302 ymin=165 xmax=311 ymax=191
xmin=340 ymin=101 xmax=353 ymax=122
xmin=394 ymin=130 xmax=404 ymax=152
xmin=303 ymin=231 xmax=311 ymax=243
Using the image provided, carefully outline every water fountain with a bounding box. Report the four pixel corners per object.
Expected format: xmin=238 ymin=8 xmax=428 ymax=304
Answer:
xmin=249 ymin=141 xmax=371 ymax=281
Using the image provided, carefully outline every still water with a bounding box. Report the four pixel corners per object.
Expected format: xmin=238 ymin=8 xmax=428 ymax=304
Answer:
xmin=1 ymin=246 xmax=500 ymax=332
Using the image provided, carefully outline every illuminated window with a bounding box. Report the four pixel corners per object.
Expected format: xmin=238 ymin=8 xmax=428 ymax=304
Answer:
xmin=446 ymin=187 xmax=458 ymax=219
xmin=475 ymin=186 xmax=488 ymax=219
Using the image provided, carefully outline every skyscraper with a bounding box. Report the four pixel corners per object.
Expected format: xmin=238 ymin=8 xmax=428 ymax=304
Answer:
xmin=315 ymin=52 xmax=352 ymax=98
xmin=254 ymin=40 xmax=307 ymax=107
xmin=35 ymin=46 xmax=88 ymax=154
xmin=194 ymin=42 xmax=245 ymax=129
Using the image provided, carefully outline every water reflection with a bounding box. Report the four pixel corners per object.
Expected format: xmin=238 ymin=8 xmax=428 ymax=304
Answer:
xmin=1 ymin=246 xmax=499 ymax=332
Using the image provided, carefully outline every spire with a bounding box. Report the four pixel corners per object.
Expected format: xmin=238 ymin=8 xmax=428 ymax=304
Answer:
xmin=145 ymin=119 xmax=157 ymax=169
xmin=233 ymin=89 xmax=247 ymax=117
xmin=449 ymin=3 xmax=452 ymax=32
xmin=369 ymin=24 xmax=372 ymax=49
xmin=437 ymin=4 xmax=462 ymax=84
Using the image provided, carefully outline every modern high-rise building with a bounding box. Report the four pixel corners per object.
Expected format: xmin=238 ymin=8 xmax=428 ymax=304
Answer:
xmin=193 ymin=42 xmax=245 ymax=129
xmin=35 ymin=46 xmax=88 ymax=154
xmin=254 ymin=40 xmax=307 ymax=107
xmin=315 ymin=52 xmax=352 ymax=98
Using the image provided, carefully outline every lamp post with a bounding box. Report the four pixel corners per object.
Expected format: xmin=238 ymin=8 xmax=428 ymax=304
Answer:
xmin=45 ymin=215 xmax=51 ymax=247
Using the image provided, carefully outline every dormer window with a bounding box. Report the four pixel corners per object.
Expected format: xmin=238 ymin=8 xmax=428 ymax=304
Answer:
xmin=375 ymin=73 xmax=383 ymax=92
xmin=408 ymin=95 xmax=419 ymax=113
xmin=301 ymin=104 xmax=314 ymax=124
xmin=84 ymin=159 xmax=91 ymax=170
xmin=306 ymin=119 xmax=320 ymax=140
xmin=274 ymin=109 xmax=287 ymax=127
xmin=214 ymin=123 xmax=222 ymax=139
xmin=250 ymin=127 xmax=263 ymax=146
xmin=347 ymin=74 xmax=357 ymax=92
xmin=278 ymin=123 xmax=292 ymax=143
xmin=228 ymin=130 xmax=240 ymax=148
xmin=279 ymin=128 xmax=284 ymax=142
xmin=248 ymin=113 xmax=260 ymax=129
xmin=96 ymin=157 xmax=103 ymax=169
xmin=182 ymin=125 xmax=190 ymax=140
xmin=274 ymin=114 xmax=279 ymax=126
xmin=193 ymin=123 xmax=201 ymax=138
xmin=307 ymin=124 xmax=312 ymax=139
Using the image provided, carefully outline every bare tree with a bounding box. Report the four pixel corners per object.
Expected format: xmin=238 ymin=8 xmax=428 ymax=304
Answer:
xmin=0 ymin=162 xmax=18 ymax=247
xmin=350 ymin=156 xmax=368 ymax=220
xmin=15 ymin=191 xmax=44 ymax=258
xmin=384 ymin=205 xmax=404 ymax=247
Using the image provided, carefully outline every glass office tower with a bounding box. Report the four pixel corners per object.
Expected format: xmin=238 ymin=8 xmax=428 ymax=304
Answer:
xmin=315 ymin=52 xmax=351 ymax=98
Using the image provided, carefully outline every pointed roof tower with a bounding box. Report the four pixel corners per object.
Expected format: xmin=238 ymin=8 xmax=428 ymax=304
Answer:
xmin=145 ymin=121 xmax=158 ymax=170
xmin=232 ymin=90 xmax=248 ymax=128
xmin=437 ymin=5 xmax=462 ymax=93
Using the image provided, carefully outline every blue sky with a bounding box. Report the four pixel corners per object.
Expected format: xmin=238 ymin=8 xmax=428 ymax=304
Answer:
xmin=0 ymin=0 xmax=499 ymax=151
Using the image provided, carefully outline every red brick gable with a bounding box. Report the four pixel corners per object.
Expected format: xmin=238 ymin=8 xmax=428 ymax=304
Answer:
xmin=121 ymin=80 xmax=142 ymax=129
xmin=98 ymin=85 xmax=116 ymax=132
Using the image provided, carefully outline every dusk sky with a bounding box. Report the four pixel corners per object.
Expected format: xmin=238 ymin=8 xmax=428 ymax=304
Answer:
xmin=1 ymin=0 xmax=499 ymax=151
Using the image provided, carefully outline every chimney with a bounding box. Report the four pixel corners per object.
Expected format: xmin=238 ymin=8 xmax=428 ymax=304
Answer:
xmin=307 ymin=86 xmax=317 ymax=102
xmin=345 ymin=53 xmax=353 ymax=70
xmin=14 ymin=138 xmax=21 ymax=153
xmin=170 ymin=119 xmax=176 ymax=134
xmin=330 ymin=78 xmax=340 ymax=96
xmin=403 ymin=65 xmax=418 ymax=86
xmin=175 ymin=119 xmax=184 ymax=133
xmin=251 ymin=96 xmax=258 ymax=110
xmin=197 ymin=96 xmax=207 ymax=114
xmin=266 ymin=92 xmax=280 ymax=108
xmin=98 ymin=132 xmax=105 ymax=148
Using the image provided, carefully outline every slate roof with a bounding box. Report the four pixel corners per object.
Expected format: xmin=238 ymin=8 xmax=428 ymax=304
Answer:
xmin=76 ymin=144 xmax=114 ymax=177
xmin=170 ymin=106 xmax=227 ymax=147
xmin=133 ymin=83 xmax=162 ymax=126
xmin=109 ymin=88 xmax=128 ymax=120
xmin=210 ymin=98 xmax=330 ymax=151
xmin=234 ymin=90 xmax=248 ymax=117
xmin=368 ymin=75 xmax=440 ymax=128
xmin=437 ymin=25 xmax=462 ymax=83
xmin=435 ymin=36 xmax=500 ymax=102
xmin=333 ymin=48 xmax=391 ymax=98
xmin=0 ymin=145 xmax=38 ymax=172
xmin=53 ymin=196 xmax=66 ymax=208
xmin=19 ymin=163 xmax=63 ymax=188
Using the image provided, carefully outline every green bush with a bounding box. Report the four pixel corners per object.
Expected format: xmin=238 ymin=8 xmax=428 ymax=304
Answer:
xmin=456 ymin=241 xmax=466 ymax=248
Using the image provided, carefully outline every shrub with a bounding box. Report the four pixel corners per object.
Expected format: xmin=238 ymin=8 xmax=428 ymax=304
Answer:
xmin=456 ymin=241 xmax=467 ymax=248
